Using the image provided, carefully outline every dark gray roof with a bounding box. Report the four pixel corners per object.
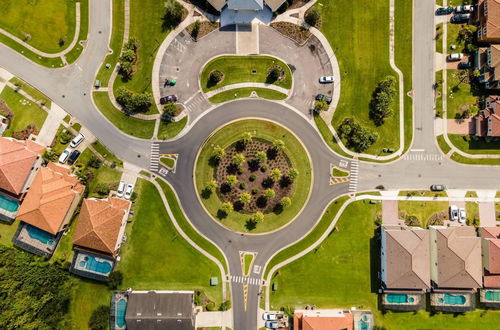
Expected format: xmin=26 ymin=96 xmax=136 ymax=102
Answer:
xmin=227 ymin=0 xmax=263 ymax=10
xmin=125 ymin=291 xmax=195 ymax=330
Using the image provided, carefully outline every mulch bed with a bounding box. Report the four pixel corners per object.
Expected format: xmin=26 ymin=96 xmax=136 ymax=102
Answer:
xmin=186 ymin=21 xmax=220 ymax=41
xmin=270 ymin=22 xmax=311 ymax=45
xmin=215 ymin=139 xmax=294 ymax=214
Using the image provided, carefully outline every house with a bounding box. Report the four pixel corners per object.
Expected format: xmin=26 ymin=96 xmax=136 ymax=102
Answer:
xmin=207 ymin=0 xmax=286 ymax=12
xmin=0 ymin=137 xmax=44 ymax=222
xmin=70 ymin=197 xmax=131 ymax=280
xmin=293 ymin=309 xmax=373 ymax=330
xmin=479 ymin=227 xmax=500 ymax=307
xmin=475 ymin=45 xmax=500 ymax=89
xmin=476 ymin=0 xmax=500 ymax=43
xmin=380 ymin=225 xmax=429 ymax=310
xmin=207 ymin=0 xmax=286 ymax=25
xmin=13 ymin=162 xmax=84 ymax=257
xmin=110 ymin=290 xmax=195 ymax=330
xmin=474 ymin=96 xmax=500 ymax=137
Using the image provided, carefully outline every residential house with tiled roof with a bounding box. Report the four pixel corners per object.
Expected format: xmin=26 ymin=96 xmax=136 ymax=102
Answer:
xmin=476 ymin=0 xmax=500 ymax=43
xmin=474 ymin=96 xmax=500 ymax=138
xmin=475 ymin=44 xmax=500 ymax=89
xmin=207 ymin=0 xmax=286 ymax=11
xmin=480 ymin=227 xmax=500 ymax=288
xmin=293 ymin=309 xmax=373 ymax=330
xmin=207 ymin=0 xmax=286 ymax=26
xmin=70 ymin=197 xmax=131 ymax=280
xmin=13 ymin=162 xmax=84 ymax=257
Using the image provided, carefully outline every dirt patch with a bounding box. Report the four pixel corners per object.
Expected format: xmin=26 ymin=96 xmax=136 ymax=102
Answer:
xmin=12 ymin=124 xmax=39 ymax=140
xmin=186 ymin=21 xmax=219 ymax=41
xmin=270 ymin=22 xmax=311 ymax=45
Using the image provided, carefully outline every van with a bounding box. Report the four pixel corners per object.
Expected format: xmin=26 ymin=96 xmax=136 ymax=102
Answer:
xmin=117 ymin=181 xmax=126 ymax=197
xmin=70 ymin=133 xmax=85 ymax=148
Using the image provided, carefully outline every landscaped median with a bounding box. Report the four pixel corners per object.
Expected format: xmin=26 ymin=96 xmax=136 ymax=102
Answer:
xmin=436 ymin=134 xmax=500 ymax=165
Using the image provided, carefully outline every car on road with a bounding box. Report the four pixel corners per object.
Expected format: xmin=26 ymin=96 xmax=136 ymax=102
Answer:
xmin=459 ymin=208 xmax=466 ymax=223
xmin=265 ymin=321 xmax=281 ymax=329
xmin=451 ymin=13 xmax=470 ymax=23
xmin=67 ymin=150 xmax=80 ymax=165
xmin=117 ymin=181 xmax=126 ymax=198
xmin=436 ymin=7 xmax=453 ymax=15
xmin=315 ymin=94 xmax=332 ymax=104
xmin=160 ymin=95 xmax=178 ymax=104
xmin=430 ymin=184 xmax=446 ymax=191
xmin=447 ymin=53 xmax=464 ymax=61
xmin=58 ymin=148 xmax=72 ymax=163
xmin=124 ymin=184 xmax=134 ymax=200
xmin=450 ymin=205 xmax=459 ymax=221
xmin=70 ymin=133 xmax=85 ymax=148
xmin=319 ymin=76 xmax=334 ymax=84
xmin=455 ymin=5 xmax=473 ymax=13
xmin=458 ymin=62 xmax=473 ymax=69
xmin=263 ymin=312 xmax=278 ymax=321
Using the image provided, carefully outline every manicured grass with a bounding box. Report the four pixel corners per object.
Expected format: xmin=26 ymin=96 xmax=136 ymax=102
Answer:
xmin=435 ymin=70 xmax=443 ymax=118
xmin=466 ymin=191 xmax=478 ymax=198
xmin=200 ymin=56 xmax=292 ymax=92
xmin=140 ymin=170 xmax=151 ymax=178
xmin=157 ymin=116 xmax=187 ymax=140
xmin=64 ymin=0 xmax=89 ymax=64
xmin=446 ymin=69 xmax=476 ymax=119
xmin=69 ymin=280 xmax=111 ymax=330
xmin=0 ymin=34 xmax=64 ymax=68
xmin=0 ymin=219 xmax=19 ymax=247
xmin=321 ymin=0 xmax=400 ymax=155
xmin=331 ymin=167 xmax=349 ymax=177
xmin=398 ymin=190 xmax=447 ymax=197
xmin=447 ymin=21 xmax=465 ymax=53
xmin=156 ymin=178 xmax=228 ymax=273
xmin=118 ymin=179 xmax=222 ymax=304
xmin=91 ymin=140 xmax=124 ymax=167
xmin=0 ymin=0 xmax=76 ymax=53
xmin=448 ymin=134 xmax=500 ymax=155
xmin=398 ymin=200 xmax=449 ymax=228
xmin=0 ymin=86 xmax=48 ymax=137
xmin=9 ymin=77 xmax=51 ymax=108
xmin=51 ymin=214 xmax=79 ymax=265
xmin=92 ymin=92 xmax=155 ymax=139
xmin=160 ymin=157 xmax=175 ymax=168
xmin=71 ymin=122 xmax=82 ymax=132
xmin=466 ymin=201 xmax=479 ymax=223
xmin=244 ymin=253 xmax=253 ymax=276
xmin=451 ymin=152 xmax=500 ymax=165
xmin=195 ymin=120 xmax=312 ymax=233
xmin=95 ymin=0 xmax=125 ymax=86
xmin=313 ymin=115 xmax=352 ymax=159
xmin=264 ymin=196 xmax=349 ymax=278
xmin=436 ymin=23 xmax=443 ymax=53
xmin=208 ymin=88 xmax=287 ymax=104
xmin=436 ymin=134 xmax=451 ymax=155
xmin=269 ymin=200 xmax=500 ymax=328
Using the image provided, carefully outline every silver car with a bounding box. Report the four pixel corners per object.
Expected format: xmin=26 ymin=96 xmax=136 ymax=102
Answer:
xmin=459 ymin=208 xmax=466 ymax=223
xmin=450 ymin=205 xmax=459 ymax=221
xmin=319 ymin=75 xmax=334 ymax=83
xmin=58 ymin=147 xmax=72 ymax=163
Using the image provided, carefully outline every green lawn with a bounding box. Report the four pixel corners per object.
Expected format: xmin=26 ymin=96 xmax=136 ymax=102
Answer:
xmin=69 ymin=280 xmax=111 ymax=330
xmin=0 ymin=220 xmax=19 ymax=247
xmin=435 ymin=70 xmax=443 ymax=118
xmin=160 ymin=157 xmax=175 ymax=168
xmin=118 ymin=179 xmax=222 ymax=304
xmin=91 ymin=140 xmax=124 ymax=167
xmin=331 ymin=167 xmax=349 ymax=177
xmin=436 ymin=134 xmax=451 ymax=154
xmin=436 ymin=23 xmax=443 ymax=54
xmin=398 ymin=190 xmax=447 ymax=197
xmin=313 ymin=115 xmax=352 ymax=159
xmin=9 ymin=77 xmax=51 ymax=108
xmin=466 ymin=191 xmax=478 ymax=198
xmin=398 ymin=200 xmax=449 ymax=228
xmin=195 ymin=120 xmax=312 ymax=233
xmin=0 ymin=86 xmax=48 ymax=137
xmin=446 ymin=69 xmax=476 ymax=119
xmin=448 ymin=134 xmax=500 ymax=155
xmin=447 ymin=21 xmax=465 ymax=53
xmin=451 ymin=152 xmax=500 ymax=165
xmin=208 ymin=88 xmax=287 ymax=104
xmin=157 ymin=116 xmax=187 ymax=140
xmin=466 ymin=201 xmax=479 ymax=224
xmin=64 ymin=0 xmax=89 ymax=64
xmin=321 ymin=0 xmax=400 ymax=154
xmin=270 ymin=200 xmax=500 ymax=328
xmin=0 ymin=0 xmax=76 ymax=53
xmin=92 ymin=91 xmax=155 ymax=139
xmin=0 ymin=34 xmax=64 ymax=67
xmin=200 ymin=56 xmax=292 ymax=92
xmin=244 ymin=253 xmax=253 ymax=276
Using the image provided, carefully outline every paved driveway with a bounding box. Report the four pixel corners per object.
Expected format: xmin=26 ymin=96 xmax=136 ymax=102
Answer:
xmin=479 ymin=202 xmax=496 ymax=227
xmin=447 ymin=118 xmax=475 ymax=134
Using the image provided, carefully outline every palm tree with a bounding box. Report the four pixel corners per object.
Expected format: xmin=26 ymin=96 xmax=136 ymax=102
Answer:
xmin=255 ymin=151 xmax=267 ymax=163
xmin=288 ymin=168 xmax=299 ymax=180
xmin=225 ymin=175 xmax=238 ymax=186
xmin=251 ymin=212 xmax=264 ymax=223
xmin=263 ymin=188 xmax=275 ymax=200
xmin=213 ymin=145 xmax=225 ymax=160
xmin=270 ymin=168 xmax=282 ymax=181
xmin=239 ymin=192 xmax=251 ymax=204
xmin=241 ymin=132 xmax=253 ymax=144
xmin=273 ymin=139 xmax=285 ymax=151
xmin=232 ymin=153 xmax=245 ymax=166
xmin=280 ymin=197 xmax=292 ymax=208
xmin=206 ymin=180 xmax=217 ymax=192
xmin=221 ymin=202 xmax=233 ymax=214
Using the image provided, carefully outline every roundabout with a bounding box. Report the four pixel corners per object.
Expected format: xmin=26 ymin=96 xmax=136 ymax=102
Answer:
xmin=194 ymin=119 xmax=312 ymax=234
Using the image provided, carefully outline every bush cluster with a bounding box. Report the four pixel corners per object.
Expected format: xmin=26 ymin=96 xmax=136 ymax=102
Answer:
xmin=338 ymin=117 xmax=378 ymax=152
xmin=119 ymin=38 xmax=139 ymax=79
xmin=369 ymin=76 xmax=397 ymax=126
xmin=116 ymin=87 xmax=152 ymax=113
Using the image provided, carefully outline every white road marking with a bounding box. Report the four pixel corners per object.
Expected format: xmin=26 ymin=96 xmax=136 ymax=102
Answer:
xmin=348 ymin=160 xmax=359 ymax=192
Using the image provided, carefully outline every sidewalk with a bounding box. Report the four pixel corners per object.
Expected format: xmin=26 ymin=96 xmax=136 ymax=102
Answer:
xmin=205 ymin=82 xmax=290 ymax=98
xmin=35 ymin=103 xmax=67 ymax=147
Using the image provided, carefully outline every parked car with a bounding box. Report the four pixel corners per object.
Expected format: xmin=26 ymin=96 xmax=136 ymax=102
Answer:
xmin=459 ymin=208 xmax=466 ymax=223
xmin=265 ymin=321 xmax=280 ymax=329
xmin=450 ymin=205 xmax=459 ymax=221
xmin=455 ymin=5 xmax=473 ymax=13
xmin=436 ymin=6 xmax=453 ymax=15
xmin=458 ymin=62 xmax=473 ymax=69
xmin=430 ymin=184 xmax=446 ymax=191
xmin=319 ymin=76 xmax=334 ymax=84
xmin=70 ymin=133 xmax=85 ymax=148
xmin=451 ymin=13 xmax=470 ymax=23
xmin=315 ymin=94 xmax=332 ymax=104
xmin=117 ymin=181 xmax=126 ymax=198
xmin=447 ymin=53 xmax=464 ymax=61
xmin=67 ymin=150 xmax=80 ymax=165
xmin=58 ymin=148 xmax=72 ymax=163
xmin=263 ymin=312 xmax=278 ymax=321
xmin=160 ymin=95 xmax=178 ymax=104
xmin=124 ymin=184 xmax=134 ymax=200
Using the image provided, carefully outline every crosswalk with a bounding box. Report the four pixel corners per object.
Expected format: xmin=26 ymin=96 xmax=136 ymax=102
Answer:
xmin=230 ymin=275 xmax=261 ymax=286
xmin=402 ymin=153 xmax=443 ymax=161
xmin=150 ymin=143 xmax=159 ymax=172
xmin=185 ymin=92 xmax=207 ymax=113
xmin=348 ymin=160 xmax=359 ymax=192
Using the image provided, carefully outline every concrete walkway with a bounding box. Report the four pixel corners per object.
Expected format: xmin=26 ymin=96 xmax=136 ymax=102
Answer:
xmin=205 ymin=82 xmax=290 ymax=98
xmin=479 ymin=202 xmax=496 ymax=227
xmin=35 ymin=102 xmax=67 ymax=147
xmin=236 ymin=23 xmax=259 ymax=55
xmin=195 ymin=310 xmax=233 ymax=329
xmin=382 ymin=200 xmax=403 ymax=225
xmin=0 ymin=67 xmax=13 ymax=93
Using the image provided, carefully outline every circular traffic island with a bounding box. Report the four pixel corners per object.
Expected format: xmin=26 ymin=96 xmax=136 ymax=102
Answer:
xmin=195 ymin=119 xmax=312 ymax=233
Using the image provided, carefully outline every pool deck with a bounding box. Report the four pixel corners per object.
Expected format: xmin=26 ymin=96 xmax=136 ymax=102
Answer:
xmin=381 ymin=292 xmax=426 ymax=311
xmin=480 ymin=289 xmax=500 ymax=308
xmin=13 ymin=223 xmax=60 ymax=257
xmin=430 ymin=292 xmax=476 ymax=312
xmin=110 ymin=292 xmax=128 ymax=330
xmin=69 ymin=251 xmax=115 ymax=281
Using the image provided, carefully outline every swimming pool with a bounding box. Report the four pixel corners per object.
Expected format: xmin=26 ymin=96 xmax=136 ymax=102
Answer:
xmin=437 ymin=293 xmax=466 ymax=305
xmin=386 ymin=293 xmax=415 ymax=304
xmin=116 ymin=299 xmax=127 ymax=328
xmin=26 ymin=225 xmax=55 ymax=245
xmin=0 ymin=194 xmax=19 ymax=212
xmin=485 ymin=291 xmax=500 ymax=301
xmin=79 ymin=254 xmax=113 ymax=274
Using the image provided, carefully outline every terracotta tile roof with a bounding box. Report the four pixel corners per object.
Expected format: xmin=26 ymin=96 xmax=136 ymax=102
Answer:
xmin=382 ymin=226 xmax=431 ymax=290
xmin=293 ymin=311 xmax=353 ymax=330
xmin=484 ymin=273 xmax=500 ymax=287
xmin=480 ymin=227 xmax=500 ymax=276
xmin=16 ymin=163 xmax=84 ymax=235
xmin=73 ymin=197 xmax=130 ymax=256
xmin=479 ymin=0 xmax=500 ymax=41
xmin=488 ymin=113 xmax=500 ymax=136
xmin=0 ymin=137 xmax=44 ymax=195
xmin=433 ymin=227 xmax=482 ymax=289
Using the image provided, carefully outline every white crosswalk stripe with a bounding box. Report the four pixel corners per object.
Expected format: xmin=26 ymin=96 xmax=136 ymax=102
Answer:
xmin=348 ymin=160 xmax=359 ymax=193
xmin=230 ymin=275 xmax=261 ymax=286
xmin=402 ymin=153 xmax=444 ymax=161
xmin=185 ymin=93 xmax=205 ymax=113
xmin=150 ymin=143 xmax=160 ymax=172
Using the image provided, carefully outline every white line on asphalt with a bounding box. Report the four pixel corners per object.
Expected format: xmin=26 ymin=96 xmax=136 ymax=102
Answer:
xmin=410 ymin=149 xmax=425 ymax=152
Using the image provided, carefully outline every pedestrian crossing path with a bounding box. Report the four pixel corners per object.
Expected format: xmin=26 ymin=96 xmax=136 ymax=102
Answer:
xmin=230 ymin=275 xmax=261 ymax=286
xmin=348 ymin=160 xmax=359 ymax=193
xmin=185 ymin=92 xmax=206 ymax=113
xmin=402 ymin=153 xmax=443 ymax=161
xmin=150 ymin=143 xmax=159 ymax=172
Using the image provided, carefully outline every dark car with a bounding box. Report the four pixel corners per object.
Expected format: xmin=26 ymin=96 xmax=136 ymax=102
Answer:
xmin=160 ymin=95 xmax=178 ymax=104
xmin=67 ymin=150 xmax=81 ymax=165
xmin=458 ymin=62 xmax=473 ymax=69
xmin=451 ymin=13 xmax=470 ymax=23
xmin=436 ymin=7 xmax=453 ymax=15
xmin=315 ymin=94 xmax=332 ymax=104
xmin=430 ymin=184 xmax=446 ymax=191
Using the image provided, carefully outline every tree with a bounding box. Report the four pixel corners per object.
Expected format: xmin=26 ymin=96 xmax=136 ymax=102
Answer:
xmin=241 ymin=132 xmax=253 ymax=144
xmin=206 ymin=180 xmax=217 ymax=192
xmin=287 ymin=168 xmax=299 ymax=180
xmin=221 ymin=202 xmax=233 ymax=214
xmin=191 ymin=20 xmax=201 ymax=40
xmin=232 ymin=153 xmax=245 ymax=166
xmin=226 ymin=175 xmax=238 ymax=186
xmin=369 ymin=76 xmax=397 ymax=125
xmin=88 ymin=306 xmax=110 ymax=330
xmin=108 ymin=270 xmax=123 ymax=289
xmin=96 ymin=183 xmax=110 ymax=196
xmin=251 ymin=212 xmax=265 ymax=223
xmin=273 ymin=139 xmax=285 ymax=151
xmin=263 ymin=188 xmax=275 ymax=200
xmin=462 ymin=105 xmax=478 ymax=119
xmin=209 ymin=70 xmax=223 ymax=84
xmin=163 ymin=102 xmax=180 ymax=117
xmin=314 ymin=99 xmax=329 ymax=112
xmin=280 ymin=197 xmax=292 ymax=208
xmin=305 ymin=7 xmax=321 ymax=27
xmin=270 ymin=168 xmax=282 ymax=181
xmin=119 ymin=61 xmax=133 ymax=78
xmin=255 ymin=151 xmax=267 ymax=163
xmin=213 ymin=145 xmax=225 ymax=160
xmin=162 ymin=0 xmax=184 ymax=30
xmin=120 ymin=49 xmax=136 ymax=63
xmin=240 ymin=192 xmax=251 ymax=204
xmin=338 ymin=117 xmax=378 ymax=153
xmin=116 ymin=87 xmax=152 ymax=113
xmin=88 ymin=156 xmax=102 ymax=169
xmin=267 ymin=67 xmax=281 ymax=83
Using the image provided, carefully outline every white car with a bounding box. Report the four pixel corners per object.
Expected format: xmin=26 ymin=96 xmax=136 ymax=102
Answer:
xmin=265 ymin=321 xmax=279 ymax=329
xmin=117 ymin=181 xmax=126 ymax=198
xmin=459 ymin=208 xmax=466 ymax=223
xmin=124 ymin=184 xmax=134 ymax=200
xmin=263 ymin=312 xmax=278 ymax=321
xmin=319 ymin=75 xmax=334 ymax=84
xmin=450 ymin=205 xmax=459 ymax=221
xmin=455 ymin=5 xmax=473 ymax=13
xmin=58 ymin=148 xmax=72 ymax=163
xmin=70 ymin=133 xmax=85 ymax=148
xmin=447 ymin=53 xmax=464 ymax=61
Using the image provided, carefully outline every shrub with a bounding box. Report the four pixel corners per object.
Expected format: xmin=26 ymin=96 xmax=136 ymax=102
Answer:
xmin=255 ymin=151 xmax=267 ymax=163
xmin=96 ymin=183 xmax=110 ymax=196
xmin=251 ymin=212 xmax=265 ymax=223
xmin=212 ymin=145 xmax=225 ymax=160
xmin=88 ymin=306 xmax=110 ymax=330
xmin=314 ymin=99 xmax=329 ymax=112
xmin=209 ymin=70 xmax=223 ymax=84
xmin=162 ymin=0 xmax=184 ymax=30
xmin=205 ymin=301 xmax=216 ymax=311
xmin=239 ymin=182 xmax=247 ymax=189
xmin=87 ymin=156 xmax=102 ymax=169
xmin=220 ymin=202 xmax=233 ymax=215
xmin=241 ymin=132 xmax=253 ymax=144
xmin=240 ymin=192 xmax=251 ymax=204
xmin=163 ymin=102 xmax=181 ymax=118
xmin=226 ymin=175 xmax=238 ymax=186
xmin=107 ymin=271 xmax=123 ymax=289
xmin=43 ymin=150 xmax=58 ymax=163
xmin=369 ymin=76 xmax=397 ymax=126
xmin=116 ymin=87 xmax=152 ymax=113
xmin=404 ymin=215 xmax=420 ymax=227
xmin=270 ymin=168 xmax=282 ymax=181
xmin=305 ymin=7 xmax=321 ymax=27
xmin=252 ymin=188 xmax=259 ymax=195
xmin=233 ymin=153 xmax=245 ymax=166
xmin=219 ymin=300 xmax=231 ymax=311
xmin=58 ymin=130 xmax=72 ymax=144
xmin=267 ymin=67 xmax=281 ymax=83
xmin=263 ymin=188 xmax=275 ymax=200
xmin=249 ymin=174 xmax=256 ymax=181
xmin=261 ymin=165 xmax=268 ymax=172
xmin=191 ymin=20 xmax=201 ymax=40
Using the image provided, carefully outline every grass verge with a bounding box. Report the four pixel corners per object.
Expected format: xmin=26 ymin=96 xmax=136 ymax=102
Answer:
xmin=448 ymin=134 xmax=500 ymax=155
xmin=436 ymin=134 xmax=451 ymax=154
xmin=450 ymin=152 xmax=500 ymax=165
xmin=158 ymin=116 xmax=187 ymax=140
xmin=64 ymin=0 xmax=89 ymax=64
xmin=9 ymin=77 xmax=51 ymax=108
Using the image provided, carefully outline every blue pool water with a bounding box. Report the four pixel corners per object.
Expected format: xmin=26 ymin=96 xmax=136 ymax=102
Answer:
xmin=0 ymin=194 xmax=19 ymax=212
xmin=26 ymin=225 xmax=55 ymax=245
xmin=79 ymin=254 xmax=112 ymax=274
xmin=485 ymin=291 xmax=500 ymax=301
xmin=116 ymin=299 xmax=127 ymax=328
xmin=438 ymin=294 xmax=466 ymax=305
xmin=386 ymin=293 xmax=415 ymax=304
